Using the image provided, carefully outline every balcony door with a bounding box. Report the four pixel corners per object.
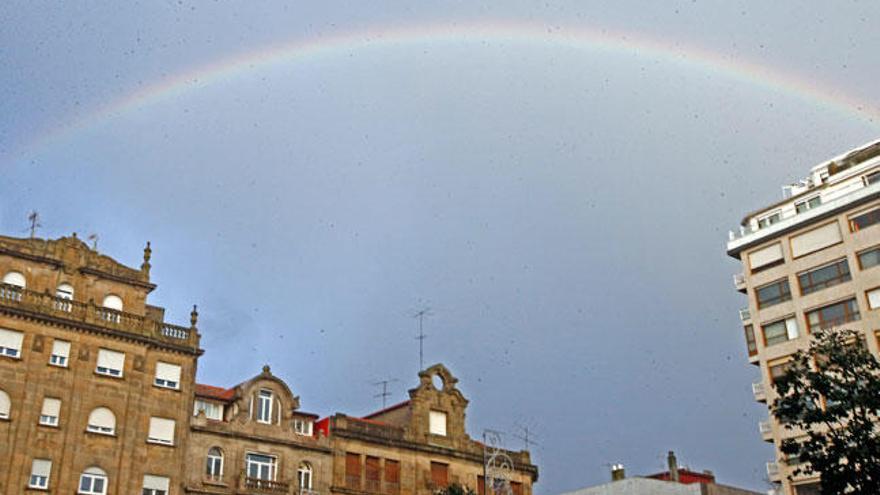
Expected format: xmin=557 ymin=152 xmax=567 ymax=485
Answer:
xmin=246 ymin=453 xmax=277 ymax=480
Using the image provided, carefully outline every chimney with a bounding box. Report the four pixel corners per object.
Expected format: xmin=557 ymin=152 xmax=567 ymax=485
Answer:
xmin=611 ymin=464 xmax=625 ymax=481
xmin=667 ymin=451 xmax=680 ymax=483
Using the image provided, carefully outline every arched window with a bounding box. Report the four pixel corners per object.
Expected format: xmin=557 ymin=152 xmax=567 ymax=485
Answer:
xmin=206 ymin=447 xmax=224 ymax=480
xmin=78 ymin=467 xmax=107 ymax=495
xmin=0 ymin=389 xmax=10 ymax=419
xmin=2 ymin=271 xmax=26 ymax=288
xmin=298 ymin=462 xmax=313 ymax=490
xmin=86 ymin=407 xmax=115 ymax=435
xmin=55 ymin=283 xmax=74 ymax=311
xmin=101 ymin=295 xmax=123 ymax=323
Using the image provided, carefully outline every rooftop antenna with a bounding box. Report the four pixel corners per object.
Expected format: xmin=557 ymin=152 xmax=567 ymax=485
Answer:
xmin=27 ymin=211 xmax=41 ymax=238
xmin=87 ymin=233 xmax=99 ymax=250
xmin=371 ymin=378 xmax=400 ymax=409
xmin=412 ymin=307 xmax=433 ymax=370
xmin=512 ymin=422 xmax=541 ymax=451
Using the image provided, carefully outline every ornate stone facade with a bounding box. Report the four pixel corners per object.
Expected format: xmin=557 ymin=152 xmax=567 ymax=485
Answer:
xmin=0 ymin=234 xmax=537 ymax=495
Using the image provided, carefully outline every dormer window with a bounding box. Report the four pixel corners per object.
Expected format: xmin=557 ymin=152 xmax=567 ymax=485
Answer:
xmin=429 ymin=410 xmax=447 ymax=436
xmin=795 ymin=196 xmax=821 ymax=214
xmin=194 ymin=399 xmax=224 ymax=421
xmin=757 ymin=211 xmax=782 ymax=229
xmin=101 ymin=295 xmax=123 ymax=323
xmin=294 ymin=419 xmax=313 ymax=436
xmin=257 ymin=389 xmax=273 ymax=424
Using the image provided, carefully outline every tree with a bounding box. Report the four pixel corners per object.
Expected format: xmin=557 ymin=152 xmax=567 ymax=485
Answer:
xmin=771 ymin=328 xmax=880 ymax=494
xmin=435 ymin=484 xmax=477 ymax=495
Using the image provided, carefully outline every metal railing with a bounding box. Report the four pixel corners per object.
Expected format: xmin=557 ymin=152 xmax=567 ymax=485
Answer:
xmin=0 ymin=283 xmax=197 ymax=348
xmin=241 ymin=474 xmax=289 ymax=493
xmin=739 ymin=307 xmax=751 ymax=322
xmin=733 ymin=273 xmax=746 ymax=290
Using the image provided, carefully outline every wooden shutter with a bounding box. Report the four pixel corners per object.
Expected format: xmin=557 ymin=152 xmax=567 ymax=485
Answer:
xmin=385 ymin=460 xmax=400 ymax=483
xmin=366 ymin=457 xmax=380 ymax=481
xmin=511 ymin=482 xmax=523 ymax=495
xmin=346 ymin=453 xmax=361 ymax=488
xmin=477 ymin=476 xmax=485 ymax=495
xmin=430 ymin=462 xmax=448 ymax=487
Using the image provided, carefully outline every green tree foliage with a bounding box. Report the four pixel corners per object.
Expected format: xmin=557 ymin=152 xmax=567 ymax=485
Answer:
xmin=435 ymin=483 xmax=477 ymax=495
xmin=771 ymin=328 xmax=880 ymax=494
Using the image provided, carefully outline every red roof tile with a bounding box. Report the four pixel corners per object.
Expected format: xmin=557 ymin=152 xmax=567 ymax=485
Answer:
xmin=195 ymin=383 xmax=235 ymax=401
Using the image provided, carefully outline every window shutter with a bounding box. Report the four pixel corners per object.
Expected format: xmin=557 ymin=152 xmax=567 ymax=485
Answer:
xmin=791 ymin=222 xmax=842 ymax=258
xmin=366 ymin=456 xmax=380 ymax=481
xmin=155 ymin=362 xmax=181 ymax=383
xmin=385 ymin=460 xmax=400 ymax=483
xmin=868 ymin=288 xmax=880 ymax=309
xmin=102 ymin=294 xmax=123 ymax=311
xmin=430 ymin=462 xmax=448 ymax=487
xmin=51 ymin=340 xmax=70 ymax=358
xmin=149 ymin=417 xmax=176 ymax=444
xmin=31 ymin=459 xmax=52 ymax=477
xmin=0 ymin=390 xmax=9 ymax=416
xmin=143 ymin=475 xmax=170 ymax=491
xmin=429 ymin=410 xmax=447 ymax=436
xmin=785 ymin=318 xmax=799 ymax=340
xmin=41 ymin=398 xmax=61 ymax=417
xmin=346 ymin=453 xmax=361 ymax=477
xmin=748 ymin=243 xmax=784 ymax=270
xmin=97 ymin=349 xmax=125 ymax=372
xmin=89 ymin=407 xmax=115 ymax=429
xmin=0 ymin=329 xmax=23 ymax=352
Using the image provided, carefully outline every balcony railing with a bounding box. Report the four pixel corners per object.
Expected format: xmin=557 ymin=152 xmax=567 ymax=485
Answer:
xmin=300 ymin=489 xmax=320 ymax=495
xmin=739 ymin=307 xmax=751 ymax=322
xmin=240 ymin=474 xmax=289 ymax=493
xmin=759 ymin=420 xmax=773 ymax=441
xmin=384 ymin=482 xmax=400 ymax=495
xmin=766 ymin=462 xmax=780 ymax=481
xmin=0 ymin=283 xmax=198 ymax=349
xmin=365 ymin=479 xmax=381 ymax=493
xmin=752 ymin=382 xmax=766 ymax=402
xmin=733 ymin=273 xmax=746 ymax=291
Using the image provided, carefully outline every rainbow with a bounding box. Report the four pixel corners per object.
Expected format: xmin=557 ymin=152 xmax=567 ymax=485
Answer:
xmin=14 ymin=20 xmax=880 ymax=160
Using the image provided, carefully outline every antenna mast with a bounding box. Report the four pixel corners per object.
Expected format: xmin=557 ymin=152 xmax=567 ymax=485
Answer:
xmin=27 ymin=211 xmax=41 ymax=238
xmin=412 ymin=307 xmax=432 ymax=370
xmin=371 ymin=378 xmax=399 ymax=409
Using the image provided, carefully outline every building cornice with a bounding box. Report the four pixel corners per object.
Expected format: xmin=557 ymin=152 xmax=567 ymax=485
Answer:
xmin=191 ymin=424 xmax=333 ymax=454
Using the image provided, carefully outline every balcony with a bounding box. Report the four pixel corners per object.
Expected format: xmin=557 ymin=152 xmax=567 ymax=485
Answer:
xmin=766 ymin=462 xmax=780 ymax=482
xmin=733 ymin=273 xmax=746 ymax=293
xmin=240 ymin=474 xmax=290 ymax=493
xmin=752 ymin=382 xmax=766 ymax=403
xmin=300 ymin=489 xmax=321 ymax=495
xmin=739 ymin=307 xmax=751 ymax=322
xmin=759 ymin=420 xmax=773 ymax=442
xmin=0 ymin=283 xmax=199 ymax=350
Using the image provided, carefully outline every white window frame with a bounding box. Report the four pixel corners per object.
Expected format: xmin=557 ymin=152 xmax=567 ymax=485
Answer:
xmin=95 ymin=349 xmax=125 ymax=378
xmin=298 ymin=462 xmax=313 ymax=490
xmin=2 ymin=271 xmax=26 ymax=288
xmin=29 ymin=459 xmax=52 ymax=490
xmin=39 ymin=397 xmax=61 ymax=427
xmin=207 ymin=447 xmax=224 ymax=479
xmin=154 ymin=362 xmax=181 ymax=390
xmin=142 ymin=474 xmax=170 ymax=495
xmin=0 ymin=328 xmax=24 ymax=359
xmin=78 ymin=467 xmax=107 ymax=495
xmin=256 ymin=389 xmax=273 ymax=424
xmin=86 ymin=407 xmax=115 ymax=435
xmin=194 ymin=399 xmax=224 ymax=421
xmin=294 ymin=418 xmax=313 ymax=436
xmin=148 ymin=417 xmax=176 ymax=446
xmin=245 ymin=452 xmax=277 ymax=480
xmin=49 ymin=339 xmax=70 ymax=367
xmin=55 ymin=283 xmax=74 ymax=312
xmin=0 ymin=389 xmax=10 ymax=419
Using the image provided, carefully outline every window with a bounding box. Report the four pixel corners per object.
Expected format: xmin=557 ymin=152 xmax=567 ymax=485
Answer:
xmin=246 ymin=453 xmax=277 ymax=480
xmin=148 ymin=417 xmax=175 ymax=445
xmin=430 ymin=462 xmax=448 ymax=488
xmin=429 ymin=410 xmax=447 ymax=436
xmin=798 ymin=258 xmax=851 ymax=295
xmin=2 ymin=271 xmax=26 ymax=288
xmin=806 ymin=299 xmax=860 ymax=331
xmin=366 ymin=456 xmax=381 ymax=492
xmin=194 ymin=399 xmax=224 ymax=420
xmin=96 ymin=349 xmax=125 ymax=377
xmin=207 ymin=447 xmax=224 ymax=480
xmin=749 ymin=242 xmax=784 ymax=273
xmin=858 ymin=246 xmax=880 ymax=270
xmin=850 ymin=207 xmax=880 ymax=232
xmin=0 ymin=389 xmax=9 ymax=419
xmin=790 ymin=222 xmax=842 ymax=258
xmin=0 ymin=328 xmax=23 ymax=358
xmin=867 ymin=288 xmax=880 ymax=310
xmin=795 ymin=196 xmax=821 ymax=213
xmin=40 ymin=398 xmax=61 ymax=426
xmin=346 ymin=453 xmax=361 ymax=488
xmin=29 ymin=459 xmax=52 ymax=489
xmin=101 ymin=295 xmax=123 ymax=323
xmin=86 ymin=407 xmax=115 ymax=435
xmin=142 ymin=474 xmax=169 ymax=495
xmin=154 ymin=362 xmax=181 ymax=390
xmin=294 ymin=418 xmax=313 ymax=436
xmin=763 ymin=317 xmax=799 ymax=347
xmin=769 ymin=360 xmax=792 ymax=384
xmin=50 ymin=340 xmax=70 ymax=367
xmin=758 ymin=212 xmax=781 ymax=229
xmin=298 ymin=462 xmax=313 ymax=490
xmin=78 ymin=467 xmax=107 ymax=495
xmin=511 ymin=482 xmax=523 ymax=495
xmin=755 ymin=278 xmax=791 ymax=308
xmin=744 ymin=325 xmax=758 ymax=357
xmin=385 ymin=459 xmax=400 ymax=491
xmin=55 ymin=283 xmax=74 ymax=311
xmin=257 ymin=389 xmax=273 ymax=424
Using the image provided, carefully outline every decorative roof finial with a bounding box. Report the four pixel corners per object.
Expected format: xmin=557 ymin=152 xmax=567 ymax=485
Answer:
xmin=141 ymin=241 xmax=152 ymax=275
xmin=190 ymin=304 xmax=199 ymax=328
xmin=262 ymin=364 xmax=271 ymax=374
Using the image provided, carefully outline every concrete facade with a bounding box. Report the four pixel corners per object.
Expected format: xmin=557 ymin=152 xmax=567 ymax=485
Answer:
xmin=726 ymin=138 xmax=880 ymax=495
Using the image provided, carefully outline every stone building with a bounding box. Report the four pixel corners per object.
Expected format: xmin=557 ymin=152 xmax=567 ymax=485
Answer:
xmin=726 ymin=138 xmax=880 ymax=495
xmin=0 ymin=234 xmax=201 ymax=494
xmin=0 ymin=233 xmax=538 ymax=495
xmin=320 ymin=364 xmax=538 ymax=495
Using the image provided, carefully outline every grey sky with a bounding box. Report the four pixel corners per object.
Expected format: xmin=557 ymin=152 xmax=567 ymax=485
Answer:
xmin=2 ymin=1 xmax=879 ymax=493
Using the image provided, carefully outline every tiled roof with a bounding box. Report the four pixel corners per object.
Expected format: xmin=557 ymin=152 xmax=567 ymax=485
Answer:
xmin=195 ymin=383 xmax=235 ymax=401
xmin=363 ymin=400 xmax=411 ymax=419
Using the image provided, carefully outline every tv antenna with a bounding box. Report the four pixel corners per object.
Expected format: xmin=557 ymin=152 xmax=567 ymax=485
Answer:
xmin=371 ymin=378 xmax=400 ymax=409
xmin=27 ymin=211 xmax=41 ymax=238
xmin=87 ymin=233 xmax=99 ymax=250
xmin=412 ymin=307 xmax=433 ymax=370
xmin=512 ymin=422 xmax=541 ymax=451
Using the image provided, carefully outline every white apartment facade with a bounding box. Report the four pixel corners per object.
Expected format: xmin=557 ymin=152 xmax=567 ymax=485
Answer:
xmin=726 ymin=138 xmax=880 ymax=495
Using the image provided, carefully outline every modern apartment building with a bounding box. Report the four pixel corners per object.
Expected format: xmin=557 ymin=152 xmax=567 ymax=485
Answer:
xmin=726 ymin=138 xmax=880 ymax=495
xmin=0 ymin=232 xmax=536 ymax=495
